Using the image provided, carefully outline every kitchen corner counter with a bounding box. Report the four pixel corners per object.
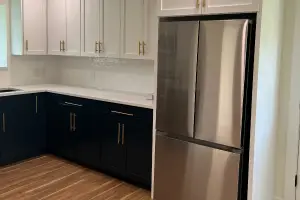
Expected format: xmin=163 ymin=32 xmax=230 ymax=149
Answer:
xmin=11 ymin=85 xmax=154 ymax=109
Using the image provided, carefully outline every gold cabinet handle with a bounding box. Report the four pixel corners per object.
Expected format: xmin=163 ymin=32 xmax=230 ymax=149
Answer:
xmin=36 ymin=96 xmax=38 ymax=114
xmin=95 ymin=41 xmax=99 ymax=53
xmin=99 ymin=42 xmax=102 ymax=52
xmin=122 ymin=124 xmax=125 ymax=145
xmin=111 ymin=111 xmax=134 ymax=116
xmin=196 ymin=0 xmax=200 ymax=8
xmin=73 ymin=113 xmax=76 ymax=131
xmin=202 ymin=0 xmax=206 ymax=7
xmin=25 ymin=40 xmax=29 ymax=51
xmin=138 ymin=41 xmax=142 ymax=55
xmin=117 ymin=123 xmax=121 ymax=144
xmin=62 ymin=40 xmax=65 ymax=52
xmin=2 ymin=113 xmax=5 ymax=133
xmin=142 ymin=41 xmax=146 ymax=55
xmin=70 ymin=112 xmax=73 ymax=131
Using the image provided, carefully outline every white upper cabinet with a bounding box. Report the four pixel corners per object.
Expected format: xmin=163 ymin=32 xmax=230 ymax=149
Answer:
xmin=48 ymin=0 xmax=81 ymax=56
xmin=11 ymin=0 xmax=47 ymax=55
xmin=202 ymin=0 xmax=260 ymax=14
xmin=158 ymin=0 xmax=202 ymax=17
xmin=158 ymin=0 xmax=260 ymax=16
xmin=121 ymin=0 xmax=151 ymax=59
xmin=48 ymin=0 xmax=66 ymax=55
xmin=65 ymin=0 xmax=81 ymax=56
xmin=81 ymin=0 xmax=100 ymax=56
xmin=81 ymin=0 xmax=120 ymax=57
xmin=102 ymin=0 xmax=121 ymax=58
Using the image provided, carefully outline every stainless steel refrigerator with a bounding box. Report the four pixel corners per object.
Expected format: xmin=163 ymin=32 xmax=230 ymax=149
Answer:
xmin=154 ymin=17 xmax=256 ymax=200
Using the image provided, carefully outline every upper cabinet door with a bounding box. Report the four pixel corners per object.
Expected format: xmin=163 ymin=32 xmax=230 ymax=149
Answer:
xmin=158 ymin=0 xmax=202 ymax=17
xmin=65 ymin=0 xmax=81 ymax=56
xmin=81 ymin=0 xmax=100 ymax=56
xmin=121 ymin=0 xmax=149 ymax=60
xmin=202 ymin=0 xmax=260 ymax=14
xmin=23 ymin=0 xmax=47 ymax=55
xmin=101 ymin=0 xmax=121 ymax=58
xmin=48 ymin=0 xmax=66 ymax=55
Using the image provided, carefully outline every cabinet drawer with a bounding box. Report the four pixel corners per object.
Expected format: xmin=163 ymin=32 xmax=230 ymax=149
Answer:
xmin=108 ymin=103 xmax=153 ymax=123
xmin=48 ymin=93 xmax=108 ymax=113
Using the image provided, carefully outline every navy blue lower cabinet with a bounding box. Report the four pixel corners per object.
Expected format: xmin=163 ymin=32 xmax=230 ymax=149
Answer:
xmin=73 ymin=105 xmax=102 ymax=169
xmin=0 ymin=94 xmax=46 ymax=166
xmin=125 ymin=119 xmax=153 ymax=186
xmin=0 ymin=92 xmax=153 ymax=187
xmin=102 ymin=104 xmax=153 ymax=187
xmin=101 ymin=114 xmax=126 ymax=174
xmin=47 ymin=94 xmax=102 ymax=169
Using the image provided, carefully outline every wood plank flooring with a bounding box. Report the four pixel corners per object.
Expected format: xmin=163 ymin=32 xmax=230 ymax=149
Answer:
xmin=0 ymin=156 xmax=151 ymax=200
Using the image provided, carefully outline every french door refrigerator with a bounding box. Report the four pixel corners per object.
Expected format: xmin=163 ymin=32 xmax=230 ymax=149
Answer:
xmin=154 ymin=16 xmax=256 ymax=200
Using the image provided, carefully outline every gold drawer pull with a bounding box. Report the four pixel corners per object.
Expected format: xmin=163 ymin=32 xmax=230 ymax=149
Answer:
xmin=111 ymin=111 xmax=134 ymax=116
xmin=122 ymin=124 xmax=125 ymax=145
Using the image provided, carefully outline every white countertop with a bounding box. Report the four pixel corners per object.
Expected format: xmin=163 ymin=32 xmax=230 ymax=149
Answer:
xmin=4 ymin=84 xmax=153 ymax=109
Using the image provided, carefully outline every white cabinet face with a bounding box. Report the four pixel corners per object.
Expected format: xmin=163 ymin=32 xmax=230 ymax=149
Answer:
xmin=48 ymin=0 xmax=66 ymax=55
xmin=101 ymin=0 xmax=121 ymax=58
xmin=121 ymin=0 xmax=145 ymax=59
xmin=82 ymin=0 xmax=100 ymax=56
xmin=203 ymin=0 xmax=260 ymax=14
xmin=23 ymin=0 xmax=47 ymax=55
xmin=158 ymin=0 xmax=202 ymax=16
xmin=65 ymin=0 xmax=81 ymax=56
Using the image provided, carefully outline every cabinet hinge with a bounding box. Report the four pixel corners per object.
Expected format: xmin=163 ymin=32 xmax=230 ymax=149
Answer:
xmin=295 ymin=175 xmax=298 ymax=187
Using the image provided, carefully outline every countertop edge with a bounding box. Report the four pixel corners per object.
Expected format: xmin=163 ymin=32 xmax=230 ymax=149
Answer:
xmin=4 ymin=88 xmax=154 ymax=110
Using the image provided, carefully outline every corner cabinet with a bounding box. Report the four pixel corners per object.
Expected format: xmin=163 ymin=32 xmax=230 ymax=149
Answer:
xmin=11 ymin=0 xmax=47 ymax=55
xmin=158 ymin=0 xmax=260 ymax=16
xmin=48 ymin=0 xmax=81 ymax=56
xmin=81 ymin=0 xmax=121 ymax=58
xmin=120 ymin=0 xmax=152 ymax=60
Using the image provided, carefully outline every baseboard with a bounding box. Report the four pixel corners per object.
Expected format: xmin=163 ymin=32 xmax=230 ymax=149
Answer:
xmin=274 ymin=196 xmax=283 ymax=200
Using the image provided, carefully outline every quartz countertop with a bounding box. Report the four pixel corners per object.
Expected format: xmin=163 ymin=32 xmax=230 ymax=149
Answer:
xmin=5 ymin=84 xmax=153 ymax=109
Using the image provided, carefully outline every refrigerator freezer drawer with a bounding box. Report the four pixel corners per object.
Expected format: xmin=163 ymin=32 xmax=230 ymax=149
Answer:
xmin=154 ymin=134 xmax=240 ymax=200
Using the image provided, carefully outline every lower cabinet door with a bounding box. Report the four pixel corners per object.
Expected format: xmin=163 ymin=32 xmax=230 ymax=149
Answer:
xmin=74 ymin=110 xmax=101 ymax=169
xmin=101 ymin=117 xmax=126 ymax=173
xmin=48 ymin=103 xmax=74 ymax=160
xmin=125 ymin=120 xmax=153 ymax=185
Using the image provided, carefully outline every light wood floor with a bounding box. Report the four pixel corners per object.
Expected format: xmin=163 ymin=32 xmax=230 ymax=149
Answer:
xmin=0 ymin=156 xmax=151 ymax=200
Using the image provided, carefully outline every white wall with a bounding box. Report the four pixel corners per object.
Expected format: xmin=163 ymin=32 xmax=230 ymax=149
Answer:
xmin=249 ymin=0 xmax=284 ymax=199
xmin=275 ymin=0 xmax=299 ymax=199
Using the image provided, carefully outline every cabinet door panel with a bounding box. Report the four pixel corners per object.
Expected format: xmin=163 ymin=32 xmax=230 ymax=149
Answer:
xmin=48 ymin=0 xmax=66 ymax=55
xmin=75 ymin=110 xmax=101 ymax=169
xmin=82 ymin=0 xmax=100 ymax=56
xmin=126 ymin=121 xmax=153 ymax=185
xmin=47 ymin=102 xmax=73 ymax=159
xmin=23 ymin=0 xmax=47 ymax=55
xmin=101 ymin=118 xmax=126 ymax=173
xmin=203 ymin=0 xmax=259 ymax=14
xmin=158 ymin=0 xmax=202 ymax=17
xmin=65 ymin=0 xmax=81 ymax=56
xmin=101 ymin=0 xmax=121 ymax=58
xmin=121 ymin=0 xmax=144 ymax=59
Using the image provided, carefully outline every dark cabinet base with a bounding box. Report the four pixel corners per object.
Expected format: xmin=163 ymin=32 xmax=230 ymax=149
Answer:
xmin=0 ymin=92 xmax=153 ymax=188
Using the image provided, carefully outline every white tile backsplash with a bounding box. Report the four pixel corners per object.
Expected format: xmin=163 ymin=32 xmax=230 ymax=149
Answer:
xmin=59 ymin=56 xmax=155 ymax=94
xmin=10 ymin=55 xmax=60 ymax=85
xmin=9 ymin=55 xmax=155 ymax=94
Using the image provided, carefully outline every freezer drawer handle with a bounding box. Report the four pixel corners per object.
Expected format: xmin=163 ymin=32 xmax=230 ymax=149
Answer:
xmin=111 ymin=111 xmax=133 ymax=116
